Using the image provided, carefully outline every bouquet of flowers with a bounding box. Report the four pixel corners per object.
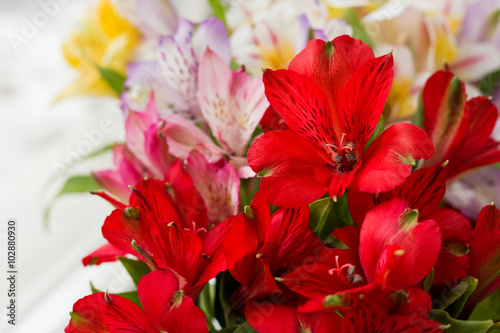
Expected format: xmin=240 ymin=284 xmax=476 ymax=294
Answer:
xmin=57 ymin=0 xmax=500 ymax=332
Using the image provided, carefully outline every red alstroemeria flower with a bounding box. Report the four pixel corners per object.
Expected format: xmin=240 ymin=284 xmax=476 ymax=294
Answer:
xmin=82 ymin=243 xmax=129 ymax=267
xmin=245 ymin=301 xmax=338 ymax=333
xmin=223 ymin=192 xmax=338 ymax=311
xmin=280 ymin=198 xmax=441 ymax=312
xmin=422 ymin=70 xmax=500 ymax=180
xmin=461 ymin=203 xmax=500 ymax=317
xmin=87 ymin=159 xmax=211 ymax=263
xmin=348 ymin=164 xmax=473 ymax=288
xmin=245 ymin=288 xmax=442 ymax=333
xmin=86 ymin=172 xmax=229 ymax=298
xmin=326 ymin=297 xmax=443 ymax=333
xmin=65 ymin=270 xmax=208 ymax=333
xmin=245 ymin=290 xmax=443 ymax=333
xmin=248 ymin=35 xmax=434 ymax=207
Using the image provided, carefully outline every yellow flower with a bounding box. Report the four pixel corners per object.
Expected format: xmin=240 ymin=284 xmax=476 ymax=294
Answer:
xmin=431 ymin=21 xmax=457 ymax=70
xmin=56 ymin=0 xmax=139 ymax=101
xmin=383 ymin=77 xmax=416 ymax=121
xmin=257 ymin=40 xmax=296 ymax=71
xmin=323 ymin=0 xmax=385 ymax=20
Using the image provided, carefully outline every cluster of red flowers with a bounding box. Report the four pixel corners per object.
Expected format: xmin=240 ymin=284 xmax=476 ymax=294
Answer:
xmin=65 ymin=36 xmax=500 ymax=332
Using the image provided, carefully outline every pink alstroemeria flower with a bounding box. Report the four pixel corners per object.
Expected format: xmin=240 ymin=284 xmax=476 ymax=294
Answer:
xmin=186 ymin=150 xmax=240 ymax=223
xmin=197 ymin=48 xmax=270 ymax=176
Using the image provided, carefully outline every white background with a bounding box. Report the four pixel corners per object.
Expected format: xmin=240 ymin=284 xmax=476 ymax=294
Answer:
xmin=0 ymin=1 xmax=136 ymax=332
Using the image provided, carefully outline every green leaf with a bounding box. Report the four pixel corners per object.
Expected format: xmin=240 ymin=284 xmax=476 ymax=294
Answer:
xmin=478 ymin=69 xmax=500 ymax=96
xmin=89 ymin=281 xmax=100 ymax=294
xmin=488 ymin=322 xmax=500 ymax=332
xmin=58 ymin=175 xmax=101 ymax=195
xmin=315 ymin=193 xmax=355 ymax=240
xmin=309 ymin=197 xmax=334 ymax=237
xmin=239 ymin=176 xmax=260 ymax=211
xmin=445 ymin=277 xmax=478 ymax=318
xmin=411 ymin=90 xmax=425 ymax=128
xmin=343 ymin=8 xmax=374 ymax=49
xmin=435 ymin=276 xmax=477 ymax=312
xmin=119 ymin=257 xmax=152 ymax=286
xmin=430 ymin=309 xmax=493 ymax=333
xmin=42 ymin=144 xmax=114 ymax=228
xmin=469 ymin=289 xmax=500 ymax=322
xmin=230 ymin=60 xmax=241 ymax=72
xmin=233 ymin=322 xmax=258 ymax=333
xmin=96 ymin=66 xmax=126 ymax=95
xmin=209 ymin=327 xmax=238 ymax=333
xmin=216 ymin=271 xmax=242 ymax=327
xmin=208 ymin=0 xmax=229 ymax=33
xmin=423 ymin=268 xmax=435 ymax=293
xmin=492 ymin=162 xmax=500 ymax=170
xmin=199 ymin=282 xmax=217 ymax=330
xmin=365 ymin=115 xmax=384 ymax=151
xmin=43 ymin=175 xmax=102 ymax=228
xmin=89 ymin=281 xmax=142 ymax=307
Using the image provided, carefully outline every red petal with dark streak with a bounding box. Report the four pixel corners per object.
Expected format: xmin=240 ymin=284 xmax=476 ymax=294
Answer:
xmin=263 ymin=68 xmax=336 ymax=146
xmin=348 ymin=164 xmax=447 ymax=226
xmin=248 ymin=130 xmax=331 ymax=207
xmin=339 ymin=53 xmax=394 ymax=153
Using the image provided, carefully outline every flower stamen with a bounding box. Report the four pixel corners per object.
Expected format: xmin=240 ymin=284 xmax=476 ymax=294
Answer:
xmin=327 ymin=256 xmax=363 ymax=285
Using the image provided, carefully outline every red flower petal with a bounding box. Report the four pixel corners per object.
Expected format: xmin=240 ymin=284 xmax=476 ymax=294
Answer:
xmin=348 ymin=164 xmax=448 ymax=226
xmin=475 ymin=202 xmax=500 ymax=232
xmin=259 ymin=105 xmax=290 ymax=132
xmin=359 ymin=199 xmax=441 ymax=290
xmin=447 ymin=97 xmax=500 ymax=179
xmin=337 ymin=298 xmax=443 ymax=333
xmin=138 ymin=270 xmax=208 ymax=333
xmin=91 ymin=191 xmax=128 ymax=210
xmin=103 ymin=293 xmax=157 ymax=332
xmin=464 ymin=204 xmax=500 ymax=315
xmin=263 ymin=206 xmax=330 ymax=273
xmin=338 ymin=53 xmax=394 ymax=153
xmin=65 ymin=293 xmax=107 ymax=333
xmin=195 ymin=221 xmax=230 ymax=287
xmin=281 ymin=263 xmax=353 ymax=300
xmin=328 ymin=167 xmax=359 ymax=200
xmin=395 ymin=287 xmax=433 ymax=318
xmin=288 ymin=37 xmax=374 ymax=137
xmin=102 ymin=209 xmax=143 ymax=260
xmin=164 ymin=159 xmax=209 ymax=230
xmin=422 ymin=71 xmax=467 ymax=167
xmin=467 ymin=229 xmax=500 ymax=311
xmin=427 ymin=208 xmax=472 ymax=287
xmin=245 ymin=302 xmax=330 ymax=333
xmin=332 ymin=225 xmax=360 ymax=250
xmin=350 ymin=123 xmax=434 ymax=193
xmin=263 ymin=68 xmax=336 ymax=146
xmin=82 ymin=243 xmax=129 ymax=266
xmin=248 ymin=130 xmax=331 ymax=207
xmin=224 ymin=192 xmax=270 ymax=288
